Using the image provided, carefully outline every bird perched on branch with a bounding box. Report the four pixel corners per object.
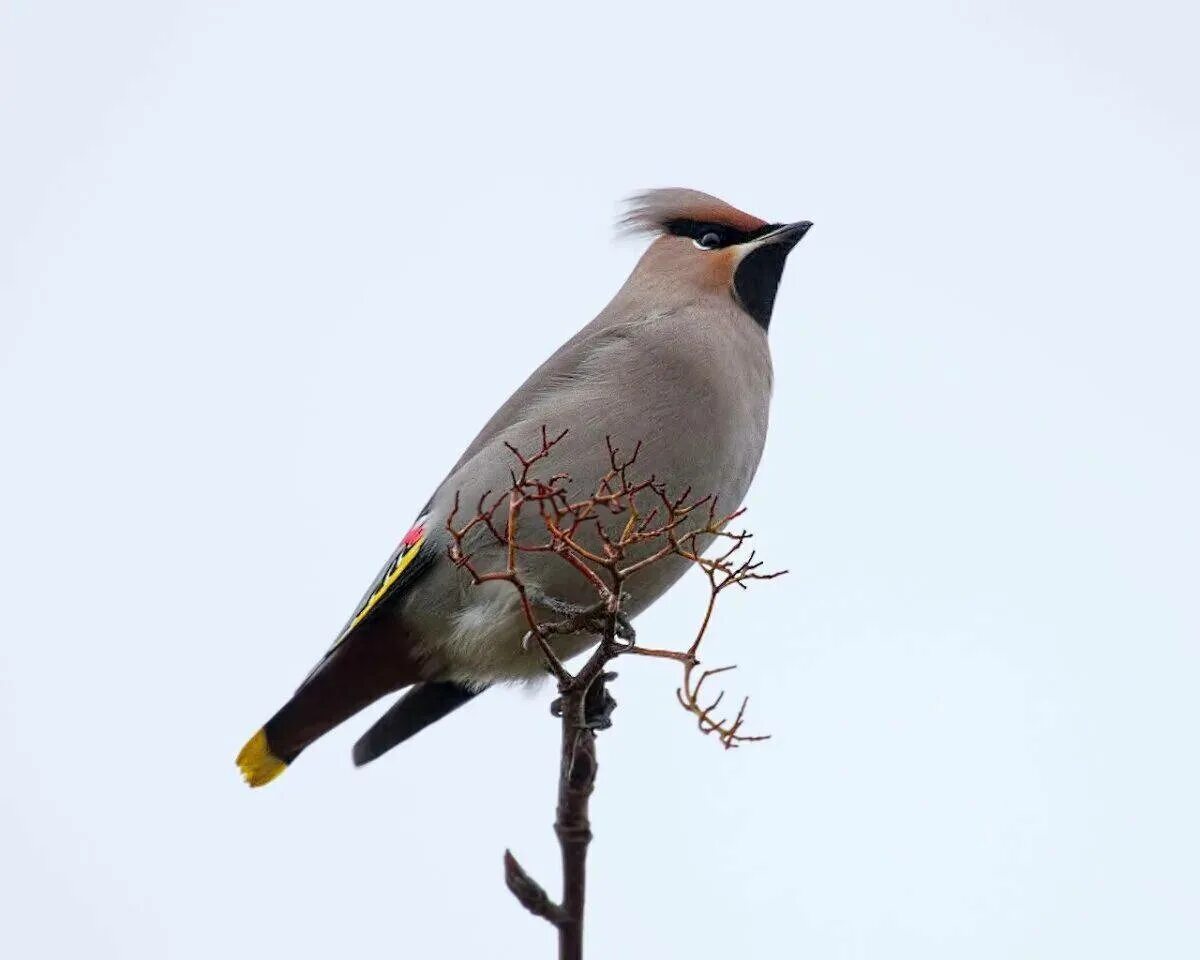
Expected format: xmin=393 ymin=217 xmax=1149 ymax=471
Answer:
xmin=236 ymin=189 xmax=811 ymax=786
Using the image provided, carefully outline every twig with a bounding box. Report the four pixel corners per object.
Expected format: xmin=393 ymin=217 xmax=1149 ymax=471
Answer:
xmin=446 ymin=428 xmax=782 ymax=957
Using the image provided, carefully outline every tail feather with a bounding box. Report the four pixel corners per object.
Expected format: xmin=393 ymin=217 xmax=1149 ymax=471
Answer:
xmin=352 ymin=681 xmax=483 ymax=767
xmin=236 ymin=729 xmax=287 ymax=787
xmin=236 ymin=617 xmax=417 ymax=788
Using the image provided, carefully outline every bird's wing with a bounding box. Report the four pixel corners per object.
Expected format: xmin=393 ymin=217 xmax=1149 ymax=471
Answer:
xmin=298 ymin=509 xmax=436 ymax=688
xmin=301 ymin=315 xmax=651 ymax=689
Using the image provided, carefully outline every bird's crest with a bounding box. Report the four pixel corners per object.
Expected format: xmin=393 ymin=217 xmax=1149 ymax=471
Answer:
xmin=620 ymin=188 xmax=767 ymax=237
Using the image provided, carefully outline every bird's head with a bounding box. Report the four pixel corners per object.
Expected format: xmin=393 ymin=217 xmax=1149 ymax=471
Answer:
xmin=620 ymin=188 xmax=811 ymax=331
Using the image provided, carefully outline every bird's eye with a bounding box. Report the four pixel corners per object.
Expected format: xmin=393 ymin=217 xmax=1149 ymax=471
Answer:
xmin=694 ymin=231 xmax=723 ymax=250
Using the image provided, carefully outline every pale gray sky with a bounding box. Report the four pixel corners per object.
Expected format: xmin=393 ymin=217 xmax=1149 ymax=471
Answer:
xmin=2 ymin=2 xmax=1197 ymax=957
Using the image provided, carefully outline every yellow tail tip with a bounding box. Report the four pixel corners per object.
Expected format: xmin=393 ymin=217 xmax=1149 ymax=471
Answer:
xmin=236 ymin=728 xmax=287 ymax=788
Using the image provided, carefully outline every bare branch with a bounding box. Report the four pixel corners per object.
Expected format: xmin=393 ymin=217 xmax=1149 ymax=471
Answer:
xmin=446 ymin=427 xmax=782 ymax=956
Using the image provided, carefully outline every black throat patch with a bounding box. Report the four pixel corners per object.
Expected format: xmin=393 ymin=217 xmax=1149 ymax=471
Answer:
xmin=733 ymin=243 xmax=791 ymax=331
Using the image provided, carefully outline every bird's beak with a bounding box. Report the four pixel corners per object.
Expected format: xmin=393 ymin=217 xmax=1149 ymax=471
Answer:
xmin=729 ymin=220 xmax=812 ymax=268
xmin=757 ymin=220 xmax=813 ymax=250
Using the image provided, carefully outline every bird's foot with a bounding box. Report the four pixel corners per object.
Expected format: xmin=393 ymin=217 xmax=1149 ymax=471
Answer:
xmin=550 ymin=671 xmax=619 ymax=731
xmin=612 ymin=611 xmax=636 ymax=647
xmin=583 ymin=671 xmax=618 ymax=730
xmin=522 ymin=587 xmax=636 ymax=650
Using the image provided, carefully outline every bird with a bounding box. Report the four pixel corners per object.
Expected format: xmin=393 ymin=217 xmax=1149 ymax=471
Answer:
xmin=236 ymin=188 xmax=811 ymax=787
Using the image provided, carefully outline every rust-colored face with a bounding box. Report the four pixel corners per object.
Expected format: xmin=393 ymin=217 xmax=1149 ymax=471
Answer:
xmin=644 ymin=234 xmax=746 ymax=296
xmin=623 ymin=189 xmax=811 ymax=329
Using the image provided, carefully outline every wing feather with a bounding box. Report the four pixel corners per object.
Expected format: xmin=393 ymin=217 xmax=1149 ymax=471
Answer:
xmin=298 ymin=512 xmax=434 ymax=688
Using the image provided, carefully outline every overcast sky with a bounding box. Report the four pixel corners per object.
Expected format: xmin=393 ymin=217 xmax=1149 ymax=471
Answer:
xmin=2 ymin=2 xmax=1198 ymax=957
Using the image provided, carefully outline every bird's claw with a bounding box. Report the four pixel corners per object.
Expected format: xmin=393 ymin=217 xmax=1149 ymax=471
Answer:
xmin=550 ymin=671 xmax=619 ymax=731
xmin=523 ymin=588 xmax=636 ymax=648
xmin=583 ymin=671 xmax=618 ymax=730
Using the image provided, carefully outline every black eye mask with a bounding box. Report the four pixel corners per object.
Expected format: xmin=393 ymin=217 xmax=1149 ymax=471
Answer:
xmin=662 ymin=219 xmax=782 ymax=249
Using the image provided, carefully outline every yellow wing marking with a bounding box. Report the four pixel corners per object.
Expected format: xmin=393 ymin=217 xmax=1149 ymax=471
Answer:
xmin=332 ymin=531 xmax=427 ymax=648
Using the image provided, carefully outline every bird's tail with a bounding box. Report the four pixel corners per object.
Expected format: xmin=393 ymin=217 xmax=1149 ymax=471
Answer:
xmin=236 ymin=618 xmax=417 ymax=787
xmin=352 ymin=681 xmax=482 ymax=767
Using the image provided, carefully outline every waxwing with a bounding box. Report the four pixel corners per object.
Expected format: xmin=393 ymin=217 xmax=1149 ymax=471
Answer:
xmin=237 ymin=189 xmax=811 ymax=786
